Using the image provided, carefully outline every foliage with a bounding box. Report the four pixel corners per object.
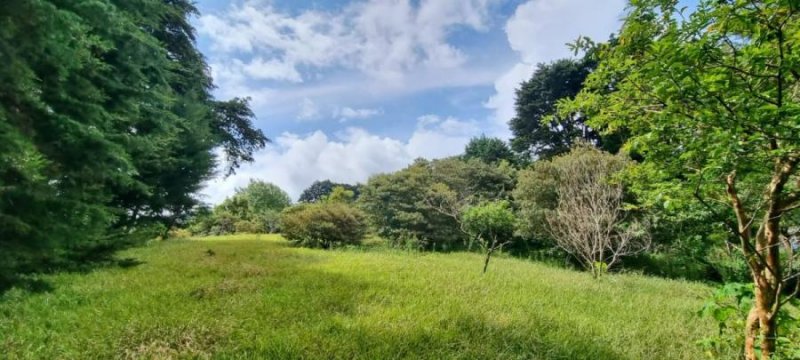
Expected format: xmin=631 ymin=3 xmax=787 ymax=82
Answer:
xmin=616 ymin=162 xmax=746 ymax=283
xmin=0 ymin=0 xmax=266 ymax=280
xmin=463 ymin=136 xmax=517 ymax=165
xmin=358 ymin=158 xmax=515 ymax=250
xmin=462 ymin=201 xmax=516 ymax=273
xmin=280 ymin=203 xmax=368 ymax=249
xmin=509 ymin=55 xmax=623 ymax=160
xmin=187 ymin=180 xmax=290 ymax=235
xmin=698 ymin=283 xmax=800 ymax=359
xmin=513 ymin=161 xmax=560 ymax=245
xmin=237 ymin=180 xmax=292 ymax=221
xmin=325 ymin=186 xmax=356 ymax=204
xmin=298 ymin=180 xmax=361 ymax=203
xmin=560 ymin=0 xmax=800 ymax=356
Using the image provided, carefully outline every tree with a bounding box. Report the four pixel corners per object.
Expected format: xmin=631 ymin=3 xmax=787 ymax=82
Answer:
xmin=200 ymin=180 xmax=291 ymax=234
xmin=299 ymin=180 xmax=360 ymax=203
xmin=358 ymin=157 xmax=515 ymax=250
xmin=462 ymin=201 xmax=516 ymax=273
xmin=463 ymin=136 xmax=517 ymax=165
xmin=561 ymin=1 xmax=800 ymax=357
xmin=280 ymin=203 xmax=368 ymax=249
xmin=325 ymin=186 xmax=356 ymax=204
xmin=509 ymin=57 xmax=599 ymax=159
xmin=358 ymin=159 xmax=456 ymax=249
xmin=0 ymin=0 xmax=267 ymax=281
xmin=238 ymin=180 xmax=292 ymax=215
xmin=238 ymin=180 xmax=291 ymax=233
xmin=542 ymin=146 xmax=649 ymax=277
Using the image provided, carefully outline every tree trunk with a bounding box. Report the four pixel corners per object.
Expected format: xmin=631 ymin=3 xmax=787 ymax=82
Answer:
xmin=745 ymin=269 xmax=779 ymax=360
xmin=728 ymin=169 xmax=787 ymax=360
xmin=751 ymin=220 xmax=781 ymax=360
xmin=483 ymin=248 xmax=494 ymax=274
xmin=744 ymin=307 xmax=759 ymax=360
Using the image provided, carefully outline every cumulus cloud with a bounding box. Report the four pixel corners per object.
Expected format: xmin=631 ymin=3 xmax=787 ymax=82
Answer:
xmin=199 ymin=0 xmax=505 ymax=119
xmin=198 ymin=0 xmax=494 ymax=82
xmin=485 ymin=0 xmax=626 ymax=137
xmin=200 ymin=114 xmax=480 ymax=203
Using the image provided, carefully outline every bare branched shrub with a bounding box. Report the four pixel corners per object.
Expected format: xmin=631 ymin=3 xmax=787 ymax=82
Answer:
xmin=545 ymin=145 xmax=650 ymax=276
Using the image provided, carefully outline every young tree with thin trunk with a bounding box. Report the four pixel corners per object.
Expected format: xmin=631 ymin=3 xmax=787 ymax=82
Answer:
xmin=561 ymin=1 xmax=800 ymax=357
xmin=462 ymin=201 xmax=516 ymax=273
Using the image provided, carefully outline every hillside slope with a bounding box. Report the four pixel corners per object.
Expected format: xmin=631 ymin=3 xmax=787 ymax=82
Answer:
xmin=0 ymin=235 xmax=720 ymax=359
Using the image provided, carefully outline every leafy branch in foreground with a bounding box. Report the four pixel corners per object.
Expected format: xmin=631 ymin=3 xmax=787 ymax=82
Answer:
xmin=560 ymin=1 xmax=800 ymax=357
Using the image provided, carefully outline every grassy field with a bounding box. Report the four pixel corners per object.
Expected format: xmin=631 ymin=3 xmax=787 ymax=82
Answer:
xmin=0 ymin=234 xmax=722 ymax=359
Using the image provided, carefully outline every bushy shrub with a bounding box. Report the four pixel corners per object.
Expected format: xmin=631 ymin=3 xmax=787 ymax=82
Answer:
xmin=234 ymin=220 xmax=263 ymax=234
xmin=280 ymin=203 xmax=368 ymax=249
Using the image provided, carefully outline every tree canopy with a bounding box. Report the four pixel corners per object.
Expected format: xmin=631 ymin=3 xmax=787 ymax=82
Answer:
xmin=463 ymin=136 xmax=517 ymax=165
xmin=0 ymin=0 xmax=266 ymax=280
xmin=509 ymin=57 xmax=597 ymax=159
xmin=358 ymin=157 xmax=515 ymax=250
xmin=299 ymin=180 xmax=361 ymax=203
xmin=560 ymin=0 xmax=800 ymax=357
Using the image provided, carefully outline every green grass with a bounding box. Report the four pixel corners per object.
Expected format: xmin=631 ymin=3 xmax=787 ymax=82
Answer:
xmin=1 ymin=234 xmax=719 ymax=359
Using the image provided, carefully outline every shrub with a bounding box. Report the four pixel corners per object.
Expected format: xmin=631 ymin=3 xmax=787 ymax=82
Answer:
xmin=234 ymin=220 xmax=263 ymax=234
xmin=280 ymin=203 xmax=368 ymax=249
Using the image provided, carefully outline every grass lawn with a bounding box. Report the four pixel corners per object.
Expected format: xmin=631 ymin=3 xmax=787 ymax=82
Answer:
xmin=0 ymin=234 xmax=722 ymax=359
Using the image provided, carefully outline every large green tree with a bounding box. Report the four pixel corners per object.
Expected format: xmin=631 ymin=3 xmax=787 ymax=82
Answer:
xmin=463 ymin=136 xmax=517 ymax=165
xmin=358 ymin=157 xmax=515 ymax=250
xmin=561 ymin=0 xmax=800 ymax=357
xmin=509 ymin=57 xmax=598 ymax=159
xmin=0 ymin=0 xmax=266 ymax=281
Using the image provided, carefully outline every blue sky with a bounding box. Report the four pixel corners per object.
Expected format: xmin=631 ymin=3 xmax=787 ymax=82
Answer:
xmin=194 ymin=0 xmax=678 ymax=202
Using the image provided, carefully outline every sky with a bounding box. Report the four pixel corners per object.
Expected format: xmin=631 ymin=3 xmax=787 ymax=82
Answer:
xmin=195 ymin=0 xmax=632 ymax=203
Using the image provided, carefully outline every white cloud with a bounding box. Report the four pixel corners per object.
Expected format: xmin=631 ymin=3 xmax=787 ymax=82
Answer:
xmin=296 ymin=98 xmax=320 ymax=120
xmin=407 ymin=114 xmax=480 ymax=159
xmin=484 ymin=63 xmax=534 ymax=138
xmin=485 ymin=0 xmax=626 ymax=138
xmin=242 ymin=58 xmax=303 ymax=83
xmin=333 ymin=106 xmax=383 ymax=122
xmin=210 ymin=64 xmax=502 ymax=118
xmin=198 ymin=0 xmax=494 ymax=82
xmin=200 ymin=114 xmax=479 ymax=203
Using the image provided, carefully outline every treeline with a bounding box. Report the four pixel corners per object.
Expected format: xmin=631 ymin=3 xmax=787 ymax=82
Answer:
xmin=0 ymin=1 xmax=266 ymax=283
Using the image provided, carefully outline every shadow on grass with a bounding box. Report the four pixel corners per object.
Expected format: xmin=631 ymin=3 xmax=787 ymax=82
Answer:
xmin=0 ymin=276 xmax=54 ymax=296
xmin=0 ymin=256 xmax=146 ymax=297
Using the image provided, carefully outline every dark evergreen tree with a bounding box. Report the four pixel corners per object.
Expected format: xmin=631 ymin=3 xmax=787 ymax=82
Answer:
xmin=0 ymin=0 xmax=267 ymax=282
xmin=510 ymin=58 xmax=595 ymax=159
